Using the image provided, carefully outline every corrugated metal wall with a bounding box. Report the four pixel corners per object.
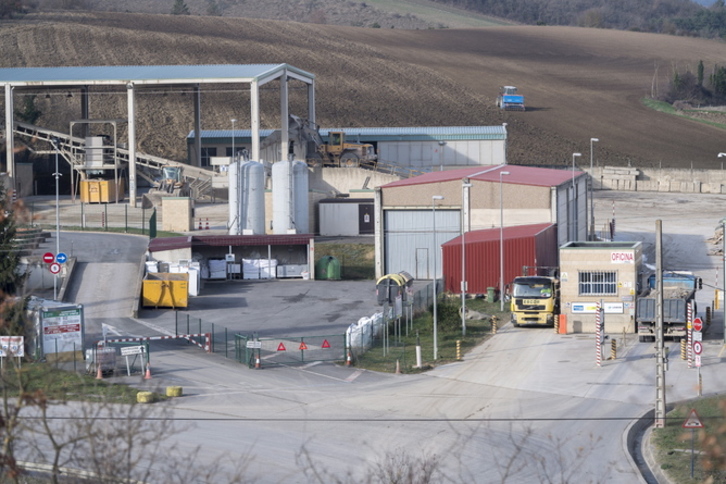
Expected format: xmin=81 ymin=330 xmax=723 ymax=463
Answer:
xmin=442 ymin=225 xmax=559 ymax=294
xmin=384 ymin=209 xmax=460 ymax=279
xmin=378 ymin=140 xmax=505 ymax=168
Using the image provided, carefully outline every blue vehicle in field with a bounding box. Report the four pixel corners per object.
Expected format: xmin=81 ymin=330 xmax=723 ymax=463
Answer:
xmin=496 ymin=86 xmax=525 ymax=111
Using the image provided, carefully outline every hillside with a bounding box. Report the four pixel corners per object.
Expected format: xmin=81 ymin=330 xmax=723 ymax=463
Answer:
xmin=1 ymin=11 xmax=725 ymax=169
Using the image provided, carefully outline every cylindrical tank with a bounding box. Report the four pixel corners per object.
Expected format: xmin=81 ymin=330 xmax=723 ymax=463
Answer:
xmin=227 ymin=161 xmax=239 ymax=235
xmin=272 ymin=160 xmax=309 ymax=234
xmin=228 ymin=161 xmax=265 ymax=235
xmin=239 ymin=161 xmax=265 ymax=235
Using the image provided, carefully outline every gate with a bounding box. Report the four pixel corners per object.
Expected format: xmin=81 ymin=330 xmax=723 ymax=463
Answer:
xmin=235 ymin=334 xmax=347 ymax=368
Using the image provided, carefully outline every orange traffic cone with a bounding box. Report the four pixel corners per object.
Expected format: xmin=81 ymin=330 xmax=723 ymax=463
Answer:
xmin=95 ymin=363 xmax=103 ymax=380
xmin=346 ymin=351 xmax=352 ymax=366
xmin=144 ymin=363 xmax=152 ymax=380
xmin=255 ymin=356 xmax=261 ymax=369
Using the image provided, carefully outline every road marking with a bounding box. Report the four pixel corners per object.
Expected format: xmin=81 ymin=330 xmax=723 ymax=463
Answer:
xmin=345 ymin=369 xmax=365 ymax=383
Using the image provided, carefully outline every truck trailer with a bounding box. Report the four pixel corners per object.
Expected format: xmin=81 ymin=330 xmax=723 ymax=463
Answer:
xmin=636 ymin=271 xmax=700 ymax=342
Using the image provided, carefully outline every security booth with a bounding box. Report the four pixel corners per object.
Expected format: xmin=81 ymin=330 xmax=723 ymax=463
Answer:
xmin=559 ymin=241 xmax=642 ymax=334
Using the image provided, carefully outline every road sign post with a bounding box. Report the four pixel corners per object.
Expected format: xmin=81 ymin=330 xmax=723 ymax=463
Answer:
xmin=683 ymin=409 xmax=704 ymax=478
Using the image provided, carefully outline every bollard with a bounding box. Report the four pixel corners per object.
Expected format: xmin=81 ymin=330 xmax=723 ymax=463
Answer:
xmin=554 ymin=317 xmax=559 ymax=334
xmin=491 ymin=316 xmax=498 ymax=334
xmin=456 ymin=340 xmax=461 ymax=360
xmin=610 ymin=339 xmax=617 ymax=360
xmin=395 ymin=359 xmax=400 ymax=374
xmin=706 ymin=306 xmax=712 ymax=326
xmin=681 ymin=338 xmax=687 ymax=360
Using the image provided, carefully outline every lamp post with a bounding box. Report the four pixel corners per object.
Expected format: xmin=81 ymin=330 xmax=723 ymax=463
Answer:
xmin=589 ymin=139 xmax=599 ymax=240
xmin=461 ymin=180 xmax=472 ymax=336
xmin=52 ymin=137 xmax=61 ymax=301
xmin=499 ymin=171 xmax=509 ymax=312
xmin=572 ymin=152 xmax=582 ymax=241
xmin=432 ymin=195 xmax=444 ymax=360
xmin=438 ymin=141 xmax=446 ymax=171
xmin=719 ymin=152 xmax=726 ymax=171
xmin=231 ymin=118 xmax=237 ymax=162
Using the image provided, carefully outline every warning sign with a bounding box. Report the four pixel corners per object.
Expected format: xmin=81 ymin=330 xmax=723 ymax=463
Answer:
xmin=682 ymin=409 xmax=704 ymax=429
xmin=299 ymin=342 xmax=308 ymax=350
xmin=277 ymin=342 xmax=286 ymax=351
xmin=321 ymin=339 xmax=331 ymax=349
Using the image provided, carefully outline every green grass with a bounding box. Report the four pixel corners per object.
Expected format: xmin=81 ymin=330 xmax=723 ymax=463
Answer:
xmin=315 ymin=242 xmax=375 ymax=280
xmin=652 ymin=396 xmax=726 ymax=483
xmin=3 ymin=361 xmax=164 ymax=404
xmin=642 ymin=98 xmax=726 ymax=130
xmin=364 ymin=0 xmax=511 ymax=28
xmin=354 ymin=295 xmax=508 ymax=373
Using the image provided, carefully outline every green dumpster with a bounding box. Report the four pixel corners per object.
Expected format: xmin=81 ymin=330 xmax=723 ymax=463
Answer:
xmin=315 ymin=256 xmax=341 ymax=280
xmin=487 ymin=287 xmax=497 ymax=303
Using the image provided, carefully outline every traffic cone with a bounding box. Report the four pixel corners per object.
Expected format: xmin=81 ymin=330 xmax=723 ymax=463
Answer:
xmin=255 ymin=356 xmax=261 ymax=369
xmin=144 ymin=363 xmax=152 ymax=380
xmin=205 ymin=218 xmax=209 ymax=230
xmin=95 ymin=363 xmax=103 ymax=380
xmin=346 ymin=351 xmax=352 ymax=366
xmin=198 ymin=218 xmax=202 ymax=230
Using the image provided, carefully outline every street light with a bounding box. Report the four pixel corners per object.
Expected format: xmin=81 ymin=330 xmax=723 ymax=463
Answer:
xmin=432 ymin=195 xmax=444 ymax=360
xmin=572 ymin=152 xmax=582 ymax=241
xmin=231 ymin=118 xmax=237 ymax=162
xmin=438 ymin=141 xmax=446 ymax=171
xmin=461 ymin=180 xmax=472 ymax=336
xmin=51 ymin=137 xmax=62 ymax=301
xmin=719 ymin=152 xmax=726 ymax=170
xmin=499 ymin=171 xmax=510 ymax=312
xmin=589 ymin=139 xmax=599 ymax=240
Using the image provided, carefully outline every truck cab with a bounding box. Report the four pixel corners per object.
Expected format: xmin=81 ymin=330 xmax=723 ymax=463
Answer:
xmin=510 ymin=276 xmax=559 ymax=326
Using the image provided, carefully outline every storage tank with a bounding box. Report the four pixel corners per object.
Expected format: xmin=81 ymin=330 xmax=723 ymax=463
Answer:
xmin=228 ymin=160 xmax=265 ymax=235
xmin=272 ymin=160 xmax=309 ymax=234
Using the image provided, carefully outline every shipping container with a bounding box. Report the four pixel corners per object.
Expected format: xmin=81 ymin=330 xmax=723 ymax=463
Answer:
xmin=441 ymin=223 xmax=558 ymax=295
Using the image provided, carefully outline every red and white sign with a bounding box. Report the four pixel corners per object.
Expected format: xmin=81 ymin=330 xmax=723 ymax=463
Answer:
xmin=43 ymin=252 xmax=55 ymax=264
xmin=682 ymin=409 xmax=704 ymax=429
xmin=49 ymin=263 xmax=61 ymax=274
xmin=693 ymin=317 xmax=703 ymax=332
xmin=610 ymin=251 xmax=634 ymax=264
xmin=693 ymin=341 xmax=703 ymax=355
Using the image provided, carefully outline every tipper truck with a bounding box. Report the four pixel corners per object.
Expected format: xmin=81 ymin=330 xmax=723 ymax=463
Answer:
xmin=636 ymin=271 xmax=701 ymax=342
xmin=509 ymin=269 xmax=559 ymax=327
xmin=496 ymin=86 xmax=526 ymax=111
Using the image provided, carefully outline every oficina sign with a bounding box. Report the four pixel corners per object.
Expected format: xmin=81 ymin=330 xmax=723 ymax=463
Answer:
xmin=611 ymin=251 xmax=634 ymax=264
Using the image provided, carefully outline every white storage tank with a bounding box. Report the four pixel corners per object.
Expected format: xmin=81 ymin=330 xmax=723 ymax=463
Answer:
xmin=228 ymin=160 xmax=265 ymax=235
xmin=272 ymin=160 xmax=309 ymax=234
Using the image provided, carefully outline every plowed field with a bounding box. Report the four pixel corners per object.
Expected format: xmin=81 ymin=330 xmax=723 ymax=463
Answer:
xmin=1 ymin=11 xmax=724 ymax=168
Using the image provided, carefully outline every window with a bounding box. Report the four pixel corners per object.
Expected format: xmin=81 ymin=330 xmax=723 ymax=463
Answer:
xmin=578 ymin=271 xmax=617 ymax=296
xmin=201 ymin=147 xmax=217 ymax=167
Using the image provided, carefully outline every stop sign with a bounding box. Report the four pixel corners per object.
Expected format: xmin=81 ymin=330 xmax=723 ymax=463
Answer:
xmin=693 ymin=317 xmax=703 ymax=332
xmin=42 ymin=252 xmax=54 ymax=264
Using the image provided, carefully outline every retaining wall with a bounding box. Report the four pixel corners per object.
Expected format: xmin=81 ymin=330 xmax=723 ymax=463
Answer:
xmin=590 ymin=166 xmax=726 ymax=194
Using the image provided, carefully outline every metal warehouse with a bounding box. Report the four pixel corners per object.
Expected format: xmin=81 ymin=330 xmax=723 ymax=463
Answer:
xmin=187 ymin=125 xmax=507 ymax=169
xmin=441 ymin=223 xmax=558 ymax=295
xmin=374 ymin=164 xmax=588 ymax=280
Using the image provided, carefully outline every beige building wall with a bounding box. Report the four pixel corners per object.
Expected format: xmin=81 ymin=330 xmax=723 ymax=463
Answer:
xmin=559 ymin=242 xmax=642 ymax=334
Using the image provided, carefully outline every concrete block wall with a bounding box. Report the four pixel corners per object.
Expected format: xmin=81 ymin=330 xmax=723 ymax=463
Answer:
xmin=588 ymin=166 xmax=726 ymax=194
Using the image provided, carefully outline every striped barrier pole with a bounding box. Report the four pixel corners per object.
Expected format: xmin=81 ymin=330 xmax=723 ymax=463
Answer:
xmin=596 ymin=301 xmax=602 ymax=368
xmin=687 ymin=300 xmax=693 ymax=369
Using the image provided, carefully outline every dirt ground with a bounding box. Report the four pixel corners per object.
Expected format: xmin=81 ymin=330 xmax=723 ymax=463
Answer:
xmin=1 ymin=12 xmax=725 ymax=169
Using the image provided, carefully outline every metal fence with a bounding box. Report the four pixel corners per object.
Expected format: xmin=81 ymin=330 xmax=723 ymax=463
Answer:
xmin=26 ymin=199 xmax=157 ymax=234
xmin=235 ymin=334 xmax=346 ymax=368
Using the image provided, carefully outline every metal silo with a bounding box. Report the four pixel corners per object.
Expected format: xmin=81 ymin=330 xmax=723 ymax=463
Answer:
xmin=228 ymin=160 xmax=265 ymax=235
xmin=272 ymin=160 xmax=309 ymax=234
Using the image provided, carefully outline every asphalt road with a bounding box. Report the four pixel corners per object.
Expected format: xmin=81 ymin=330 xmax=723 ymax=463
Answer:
xmin=26 ymin=190 xmax=726 ymax=483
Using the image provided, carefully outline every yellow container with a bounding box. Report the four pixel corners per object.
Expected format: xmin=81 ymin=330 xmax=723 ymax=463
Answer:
xmin=80 ymin=179 xmax=125 ymax=203
xmin=142 ymin=273 xmax=189 ymax=308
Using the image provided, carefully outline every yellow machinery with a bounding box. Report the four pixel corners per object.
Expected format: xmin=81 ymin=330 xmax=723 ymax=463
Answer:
xmin=319 ymin=131 xmax=377 ymax=167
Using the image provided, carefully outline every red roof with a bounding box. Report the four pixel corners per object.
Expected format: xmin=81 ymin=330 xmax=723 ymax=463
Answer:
xmin=149 ymin=234 xmax=314 ymax=253
xmin=442 ymin=223 xmax=555 ymax=246
xmin=382 ymin=165 xmax=579 ymax=189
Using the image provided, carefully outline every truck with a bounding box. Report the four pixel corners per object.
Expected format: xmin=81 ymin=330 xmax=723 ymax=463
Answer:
xmin=509 ymin=268 xmax=559 ymax=326
xmin=496 ymin=86 xmax=526 ymax=111
xmin=636 ymin=271 xmax=701 ymax=342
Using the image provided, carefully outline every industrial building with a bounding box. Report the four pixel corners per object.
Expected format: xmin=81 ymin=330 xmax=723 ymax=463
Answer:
xmin=374 ymin=164 xmax=587 ymax=280
xmin=559 ymin=241 xmax=642 ymax=334
xmin=187 ymin=125 xmax=508 ymax=170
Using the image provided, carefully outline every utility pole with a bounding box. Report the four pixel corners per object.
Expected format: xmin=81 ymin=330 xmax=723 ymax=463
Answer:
xmin=655 ymin=220 xmax=666 ymax=428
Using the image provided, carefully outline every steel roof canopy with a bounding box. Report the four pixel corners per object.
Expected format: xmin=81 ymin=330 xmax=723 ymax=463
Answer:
xmin=0 ymin=63 xmax=315 ymax=87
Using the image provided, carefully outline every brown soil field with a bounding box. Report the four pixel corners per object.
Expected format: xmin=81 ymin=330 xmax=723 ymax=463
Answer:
xmin=1 ymin=11 xmax=725 ymax=169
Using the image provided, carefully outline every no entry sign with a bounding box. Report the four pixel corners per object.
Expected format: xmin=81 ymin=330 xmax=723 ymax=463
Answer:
xmin=42 ymin=252 xmax=54 ymax=264
xmin=693 ymin=317 xmax=703 ymax=332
